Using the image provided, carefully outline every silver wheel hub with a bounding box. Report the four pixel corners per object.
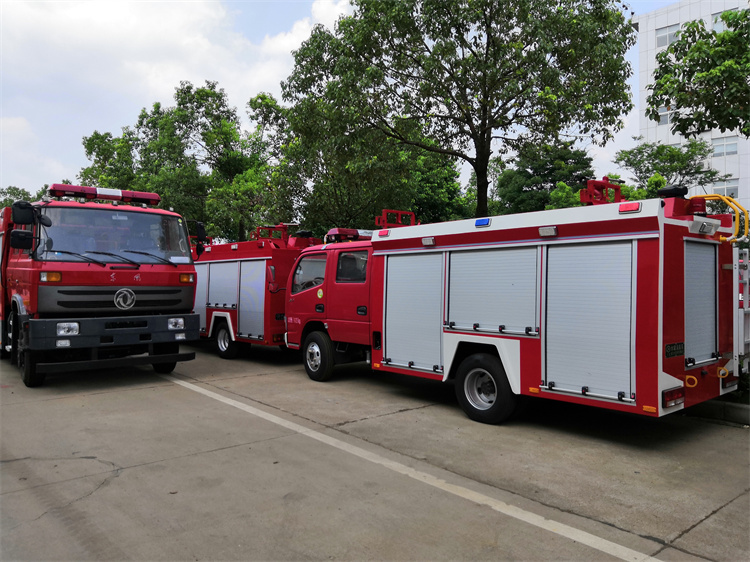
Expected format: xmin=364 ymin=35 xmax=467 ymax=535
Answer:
xmin=464 ymin=368 xmax=496 ymax=411
xmin=218 ymin=329 xmax=230 ymax=351
xmin=306 ymin=342 xmax=321 ymax=371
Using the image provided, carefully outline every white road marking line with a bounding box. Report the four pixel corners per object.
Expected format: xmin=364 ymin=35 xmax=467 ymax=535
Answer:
xmin=162 ymin=375 xmax=659 ymax=562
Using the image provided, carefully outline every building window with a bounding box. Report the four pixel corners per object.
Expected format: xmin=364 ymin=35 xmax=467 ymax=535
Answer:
xmin=656 ymin=24 xmax=680 ymax=48
xmin=713 ymin=179 xmax=739 ymax=199
xmin=658 ymin=106 xmax=674 ymax=126
xmin=712 ymin=136 xmax=738 ymax=157
xmin=713 ymin=9 xmax=736 ymax=33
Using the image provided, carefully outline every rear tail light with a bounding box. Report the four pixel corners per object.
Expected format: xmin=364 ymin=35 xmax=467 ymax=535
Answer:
xmin=662 ymin=386 xmax=686 ymax=408
xmin=722 ymin=376 xmax=739 ymax=389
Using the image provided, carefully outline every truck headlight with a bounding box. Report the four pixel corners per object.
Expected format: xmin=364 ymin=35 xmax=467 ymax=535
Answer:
xmin=57 ymin=322 xmax=79 ymax=336
xmin=168 ymin=318 xmax=185 ymax=330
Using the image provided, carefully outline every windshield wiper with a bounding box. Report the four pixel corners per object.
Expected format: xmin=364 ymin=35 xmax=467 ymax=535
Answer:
xmin=41 ymin=250 xmax=107 ymax=267
xmin=123 ymin=250 xmax=178 ymax=268
xmin=85 ymin=251 xmax=141 ymax=267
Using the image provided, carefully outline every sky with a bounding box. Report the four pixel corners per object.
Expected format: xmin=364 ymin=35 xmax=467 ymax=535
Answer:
xmin=1 ymin=0 xmax=678 ymax=194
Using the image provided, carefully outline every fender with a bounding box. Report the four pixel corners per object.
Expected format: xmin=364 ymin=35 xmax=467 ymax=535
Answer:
xmin=443 ymin=333 xmax=522 ymax=395
xmin=10 ymin=293 xmax=27 ymax=316
xmin=208 ymin=311 xmax=235 ymax=341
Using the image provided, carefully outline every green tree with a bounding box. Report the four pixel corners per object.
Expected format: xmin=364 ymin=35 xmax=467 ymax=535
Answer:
xmin=614 ymin=137 xmax=728 ymax=193
xmin=248 ymin=93 xmax=464 ymax=234
xmin=283 ymin=0 xmax=636 ymax=217
xmin=646 ymin=9 xmax=750 ymax=138
xmin=0 ymin=186 xmax=48 ymax=208
xmin=79 ymin=130 xmax=137 ymax=191
xmin=489 ymin=140 xmax=594 ymax=214
xmin=80 ymin=81 xmax=268 ymax=239
xmin=546 ymin=181 xmax=583 ymax=210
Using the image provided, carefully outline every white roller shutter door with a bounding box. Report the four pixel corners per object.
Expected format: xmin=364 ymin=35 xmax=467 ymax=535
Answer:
xmin=546 ymin=243 xmax=634 ymax=399
xmin=448 ymin=248 xmax=537 ymax=333
xmin=685 ymin=242 xmax=717 ymax=365
xmin=238 ymin=260 xmax=266 ymax=337
xmin=384 ymin=253 xmax=443 ymax=371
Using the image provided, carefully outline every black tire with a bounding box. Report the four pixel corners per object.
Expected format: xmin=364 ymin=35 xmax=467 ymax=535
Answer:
xmin=153 ymin=361 xmax=177 ymax=374
xmin=1 ymin=317 xmax=10 ymax=360
xmin=152 ymin=342 xmax=179 ymax=374
xmin=21 ymin=350 xmax=45 ymax=387
xmin=455 ymin=353 xmax=516 ymax=424
xmin=214 ymin=322 xmax=239 ymax=359
xmin=303 ymin=331 xmax=334 ymax=382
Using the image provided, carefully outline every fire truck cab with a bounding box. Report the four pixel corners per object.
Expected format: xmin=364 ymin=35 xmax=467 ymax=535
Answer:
xmin=0 ymin=184 xmax=200 ymax=386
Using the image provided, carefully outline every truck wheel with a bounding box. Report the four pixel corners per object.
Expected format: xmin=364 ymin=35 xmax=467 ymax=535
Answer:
xmin=303 ymin=331 xmax=334 ymax=382
xmin=214 ymin=322 xmax=239 ymax=359
xmin=21 ymin=350 xmax=45 ymax=387
xmin=455 ymin=353 xmax=516 ymax=424
xmin=153 ymin=362 xmax=177 ymax=374
xmin=1 ymin=317 xmax=10 ymax=359
xmin=152 ymin=342 xmax=178 ymax=374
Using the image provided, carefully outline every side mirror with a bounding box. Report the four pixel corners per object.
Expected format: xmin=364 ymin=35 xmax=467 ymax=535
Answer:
xmin=10 ymin=229 xmax=34 ymax=250
xmin=196 ymin=222 xmax=208 ymax=243
xmin=195 ymin=243 xmax=204 ymax=258
xmin=11 ymin=201 xmax=34 ymax=225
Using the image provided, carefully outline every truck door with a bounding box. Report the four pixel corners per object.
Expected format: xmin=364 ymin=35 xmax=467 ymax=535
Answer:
xmin=287 ymin=252 xmax=328 ymax=347
xmin=326 ymin=248 xmax=370 ymax=345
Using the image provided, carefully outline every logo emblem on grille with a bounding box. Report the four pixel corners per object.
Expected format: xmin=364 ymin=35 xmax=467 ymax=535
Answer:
xmin=114 ymin=288 xmax=136 ymax=310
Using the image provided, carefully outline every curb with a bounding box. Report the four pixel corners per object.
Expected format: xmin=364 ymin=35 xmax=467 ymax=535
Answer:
xmin=685 ymin=400 xmax=750 ymax=425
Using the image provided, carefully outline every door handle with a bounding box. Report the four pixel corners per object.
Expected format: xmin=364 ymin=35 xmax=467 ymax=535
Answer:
xmin=357 ymin=306 xmax=367 ymax=316
xmin=315 ymin=304 xmax=324 ymax=313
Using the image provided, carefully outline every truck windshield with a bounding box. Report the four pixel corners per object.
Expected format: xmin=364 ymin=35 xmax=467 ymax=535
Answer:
xmin=35 ymin=207 xmax=193 ymax=265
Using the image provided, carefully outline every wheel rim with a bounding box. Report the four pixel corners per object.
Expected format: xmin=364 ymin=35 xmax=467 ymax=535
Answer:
xmin=306 ymin=342 xmax=321 ymax=372
xmin=218 ymin=329 xmax=230 ymax=352
xmin=464 ymin=368 xmax=496 ymax=410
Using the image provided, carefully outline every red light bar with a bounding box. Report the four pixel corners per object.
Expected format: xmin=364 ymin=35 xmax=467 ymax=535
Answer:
xmin=326 ymin=228 xmax=361 ymax=242
xmin=48 ymin=184 xmax=161 ymax=206
xmin=619 ymin=202 xmax=641 ymax=214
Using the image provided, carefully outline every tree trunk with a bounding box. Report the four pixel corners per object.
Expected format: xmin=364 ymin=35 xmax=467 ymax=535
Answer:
xmin=474 ymin=160 xmax=490 ymax=218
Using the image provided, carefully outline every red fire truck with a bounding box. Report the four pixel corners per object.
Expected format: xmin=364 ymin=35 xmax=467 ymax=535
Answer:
xmin=0 ymin=184 xmax=201 ymax=387
xmin=285 ymin=179 xmax=746 ymax=424
xmin=192 ymin=224 xmax=321 ymax=358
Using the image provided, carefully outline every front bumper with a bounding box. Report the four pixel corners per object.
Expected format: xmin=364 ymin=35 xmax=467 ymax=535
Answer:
xmin=22 ymin=313 xmax=200 ymax=351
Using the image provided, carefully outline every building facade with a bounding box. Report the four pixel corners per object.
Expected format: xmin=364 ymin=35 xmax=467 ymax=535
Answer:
xmin=634 ymin=0 xmax=748 ymax=209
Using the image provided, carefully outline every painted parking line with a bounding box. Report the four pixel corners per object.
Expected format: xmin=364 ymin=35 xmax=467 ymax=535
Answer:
xmin=162 ymin=375 xmax=659 ymax=562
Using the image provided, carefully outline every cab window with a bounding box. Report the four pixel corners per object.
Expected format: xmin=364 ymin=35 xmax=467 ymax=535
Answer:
xmin=292 ymin=254 xmax=327 ymax=294
xmin=336 ymin=251 xmax=367 ymax=283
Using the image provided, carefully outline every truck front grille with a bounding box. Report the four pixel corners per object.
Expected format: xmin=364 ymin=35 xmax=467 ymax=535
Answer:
xmin=38 ymin=286 xmax=194 ymax=315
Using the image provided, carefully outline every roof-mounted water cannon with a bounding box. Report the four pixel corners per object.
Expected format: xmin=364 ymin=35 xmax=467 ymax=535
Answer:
xmin=48 ymin=184 xmax=161 ymax=207
xmin=579 ymin=177 xmax=626 ymax=206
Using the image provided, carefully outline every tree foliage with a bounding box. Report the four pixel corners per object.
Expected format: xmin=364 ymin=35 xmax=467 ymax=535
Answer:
xmin=283 ymin=0 xmax=636 ymax=217
xmin=79 ymin=81 xmax=269 ymax=240
xmin=646 ymin=9 xmax=750 ymax=138
xmin=248 ymin=93 xmax=465 ymax=235
xmin=0 ymin=186 xmax=48 ymax=208
xmin=481 ymin=140 xmax=593 ymax=214
xmin=614 ymin=137 xmax=728 ymax=192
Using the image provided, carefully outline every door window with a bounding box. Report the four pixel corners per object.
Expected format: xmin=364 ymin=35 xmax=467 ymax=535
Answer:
xmin=336 ymin=250 xmax=367 ymax=283
xmin=292 ymin=254 xmax=327 ymax=294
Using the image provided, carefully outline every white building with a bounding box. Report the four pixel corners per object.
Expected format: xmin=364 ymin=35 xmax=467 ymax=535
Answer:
xmin=634 ymin=0 xmax=748 ymax=209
